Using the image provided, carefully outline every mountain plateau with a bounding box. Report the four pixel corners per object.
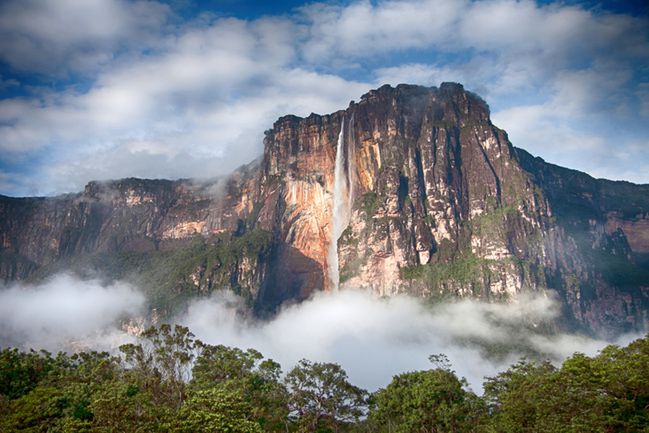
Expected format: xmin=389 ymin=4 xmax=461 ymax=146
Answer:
xmin=1 ymin=83 xmax=648 ymax=336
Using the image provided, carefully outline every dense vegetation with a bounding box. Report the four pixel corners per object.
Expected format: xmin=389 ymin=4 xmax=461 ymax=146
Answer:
xmin=27 ymin=229 xmax=274 ymax=316
xmin=1 ymin=326 xmax=647 ymax=432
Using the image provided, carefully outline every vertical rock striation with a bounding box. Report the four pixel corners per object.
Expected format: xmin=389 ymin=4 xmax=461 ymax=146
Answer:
xmin=1 ymin=83 xmax=648 ymax=334
xmin=253 ymin=83 xmax=649 ymax=334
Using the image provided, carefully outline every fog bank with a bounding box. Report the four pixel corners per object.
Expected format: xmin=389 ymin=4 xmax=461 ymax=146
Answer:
xmin=0 ymin=274 xmax=144 ymax=351
xmin=180 ymin=289 xmax=639 ymax=391
xmin=0 ymin=275 xmax=640 ymax=391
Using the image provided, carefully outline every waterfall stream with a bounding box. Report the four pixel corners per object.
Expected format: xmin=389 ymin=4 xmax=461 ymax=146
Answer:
xmin=328 ymin=118 xmax=352 ymax=290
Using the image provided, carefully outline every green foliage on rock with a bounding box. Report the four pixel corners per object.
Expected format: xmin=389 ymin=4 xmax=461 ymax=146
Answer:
xmin=28 ymin=229 xmax=273 ymax=316
xmin=359 ymin=192 xmax=380 ymax=217
xmin=469 ymin=205 xmax=518 ymax=238
xmin=400 ymin=251 xmax=492 ymax=299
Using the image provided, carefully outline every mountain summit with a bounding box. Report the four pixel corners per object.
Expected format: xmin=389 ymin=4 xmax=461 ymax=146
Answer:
xmin=1 ymin=83 xmax=648 ymax=335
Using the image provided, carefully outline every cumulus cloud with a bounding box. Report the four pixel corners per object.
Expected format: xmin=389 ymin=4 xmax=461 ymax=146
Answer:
xmin=0 ymin=11 xmax=368 ymax=195
xmin=0 ymin=0 xmax=648 ymax=195
xmin=297 ymin=0 xmax=465 ymax=62
xmin=0 ymin=0 xmax=172 ymax=76
xmin=0 ymin=274 xmax=145 ymax=351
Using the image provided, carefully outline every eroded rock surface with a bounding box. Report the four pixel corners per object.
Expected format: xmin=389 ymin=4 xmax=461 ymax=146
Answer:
xmin=1 ymin=84 xmax=648 ymax=334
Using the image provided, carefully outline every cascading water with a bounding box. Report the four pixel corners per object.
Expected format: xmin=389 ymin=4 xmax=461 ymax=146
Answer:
xmin=328 ymin=118 xmax=352 ymax=291
xmin=347 ymin=114 xmax=355 ymax=222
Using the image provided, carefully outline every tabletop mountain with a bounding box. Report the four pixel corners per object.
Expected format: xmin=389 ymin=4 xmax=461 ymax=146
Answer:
xmin=2 ymin=83 xmax=648 ymax=336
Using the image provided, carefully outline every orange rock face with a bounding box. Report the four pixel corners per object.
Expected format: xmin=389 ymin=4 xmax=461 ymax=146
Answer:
xmin=1 ymin=83 xmax=649 ymax=335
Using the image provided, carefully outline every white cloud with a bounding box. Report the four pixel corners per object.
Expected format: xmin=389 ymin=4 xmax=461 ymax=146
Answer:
xmin=0 ymin=279 xmax=640 ymax=392
xmin=180 ymin=289 xmax=639 ymax=392
xmin=0 ymin=13 xmax=369 ymax=195
xmin=298 ymin=0 xmax=465 ymax=62
xmin=0 ymin=274 xmax=145 ymax=351
xmin=0 ymin=0 xmax=648 ymax=195
xmin=491 ymin=59 xmax=649 ymax=182
xmin=298 ymin=0 xmax=648 ymax=72
xmin=0 ymin=0 xmax=172 ymax=76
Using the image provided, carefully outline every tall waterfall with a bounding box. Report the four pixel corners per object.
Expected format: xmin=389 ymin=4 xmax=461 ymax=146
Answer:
xmin=328 ymin=118 xmax=352 ymax=290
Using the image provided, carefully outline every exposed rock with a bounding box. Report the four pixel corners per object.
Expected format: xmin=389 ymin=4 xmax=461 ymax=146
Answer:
xmin=1 ymin=83 xmax=648 ymax=336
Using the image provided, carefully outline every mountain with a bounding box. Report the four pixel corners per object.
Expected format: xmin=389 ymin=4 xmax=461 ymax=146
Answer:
xmin=1 ymin=83 xmax=648 ymax=335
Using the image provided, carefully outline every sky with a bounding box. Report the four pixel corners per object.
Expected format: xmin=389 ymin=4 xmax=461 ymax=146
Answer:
xmin=0 ymin=0 xmax=647 ymax=196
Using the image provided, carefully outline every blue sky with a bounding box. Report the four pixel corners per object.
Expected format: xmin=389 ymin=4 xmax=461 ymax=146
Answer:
xmin=0 ymin=0 xmax=648 ymax=196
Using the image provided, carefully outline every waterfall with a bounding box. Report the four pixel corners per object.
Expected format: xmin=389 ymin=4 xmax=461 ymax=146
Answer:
xmin=328 ymin=117 xmax=353 ymax=290
xmin=347 ymin=114 xmax=355 ymax=224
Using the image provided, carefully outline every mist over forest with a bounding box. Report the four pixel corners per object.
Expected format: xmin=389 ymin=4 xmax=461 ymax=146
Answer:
xmin=1 ymin=274 xmax=648 ymax=432
xmin=0 ymin=273 xmax=640 ymax=392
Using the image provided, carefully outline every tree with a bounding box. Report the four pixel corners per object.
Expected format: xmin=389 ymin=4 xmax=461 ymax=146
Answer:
xmin=178 ymin=385 xmax=262 ymax=433
xmin=370 ymin=367 xmax=485 ymax=433
xmin=0 ymin=348 xmax=56 ymax=400
xmin=190 ymin=344 xmax=289 ymax=432
xmin=191 ymin=345 xmax=264 ymax=387
xmin=285 ymin=359 xmax=368 ymax=432
xmin=0 ymin=385 xmax=67 ymax=432
xmin=481 ymin=336 xmax=649 ymax=433
xmin=481 ymin=360 xmax=556 ymax=433
xmin=120 ymin=324 xmax=200 ymax=409
xmin=0 ymin=350 xmax=121 ymax=433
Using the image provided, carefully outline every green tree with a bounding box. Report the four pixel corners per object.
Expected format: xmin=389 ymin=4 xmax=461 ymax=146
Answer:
xmin=177 ymin=385 xmax=262 ymax=433
xmin=482 ymin=334 xmax=649 ymax=432
xmin=191 ymin=345 xmax=264 ymax=386
xmin=0 ymin=348 xmax=56 ymax=400
xmin=0 ymin=350 xmax=120 ymax=432
xmin=190 ymin=344 xmax=289 ymax=432
xmin=285 ymin=359 xmax=368 ymax=432
xmin=120 ymin=324 xmax=200 ymax=409
xmin=481 ymin=360 xmax=556 ymax=432
xmin=90 ymin=381 xmax=174 ymax=433
xmin=0 ymin=385 xmax=68 ymax=432
xmin=370 ymin=367 xmax=485 ymax=433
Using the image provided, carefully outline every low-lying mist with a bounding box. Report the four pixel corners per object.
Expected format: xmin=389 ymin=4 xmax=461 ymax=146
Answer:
xmin=181 ymin=290 xmax=639 ymax=391
xmin=0 ymin=274 xmax=144 ymax=352
xmin=0 ymin=274 xmax=641 ymax=391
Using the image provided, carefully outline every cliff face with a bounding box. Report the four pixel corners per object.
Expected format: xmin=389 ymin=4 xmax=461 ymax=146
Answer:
xmin=0 ymin=163 xmax=265 ymax=313
xmin=1 ymin=83 xmax=648 ymax=335
xmin=515 ymin=149 xmax=649 ymax=333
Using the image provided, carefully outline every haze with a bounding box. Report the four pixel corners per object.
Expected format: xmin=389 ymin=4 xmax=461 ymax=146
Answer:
xmin=0 ymin=274 xmax=639 ymax=391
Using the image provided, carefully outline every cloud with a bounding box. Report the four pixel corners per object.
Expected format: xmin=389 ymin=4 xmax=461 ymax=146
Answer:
xmin=0 ymin=12 xmax=369 ymax=195
xmin=0 ymin=274 xmax=145 ymax=351
xmin=0 ymin=278 xmax=640 ymax=392
xmin=0 ymin=0 xmax=172 ymax=76
xmin=179 ymin=289 xmax=639 ymax=392
xmin=491 ymin=62 xmax=649 ymax=183
xmin=297 ymin=0 xmax=465 ymax=62
xmin=0 ymin=0 xmax=648 ymax=195
xmin=300 ymin=0 xmax=648 ymax=71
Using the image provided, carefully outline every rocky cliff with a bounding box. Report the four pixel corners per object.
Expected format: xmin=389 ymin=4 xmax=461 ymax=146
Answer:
xmin=1 ymin=83 xmax=648 ymax=335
